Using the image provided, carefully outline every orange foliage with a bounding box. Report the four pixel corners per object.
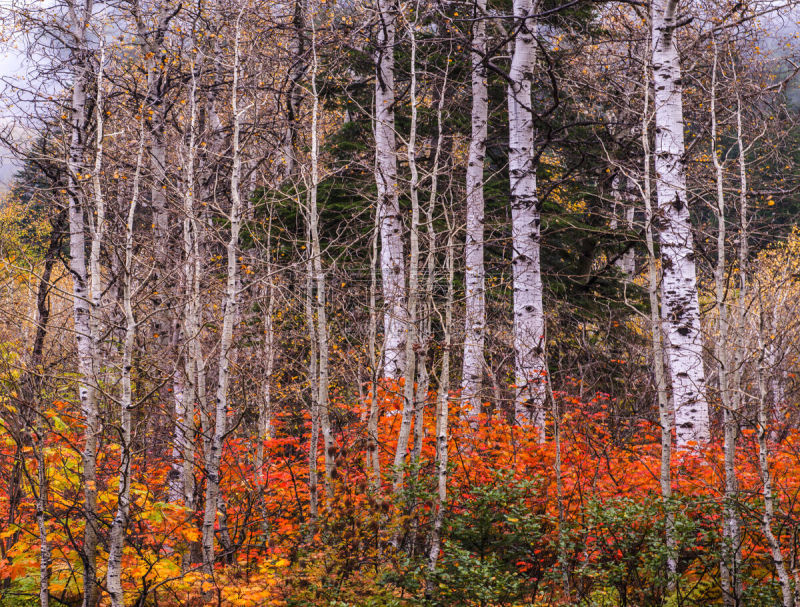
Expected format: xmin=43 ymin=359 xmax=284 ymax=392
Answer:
xmin=0 ymin=387 xmax=798 ymax=605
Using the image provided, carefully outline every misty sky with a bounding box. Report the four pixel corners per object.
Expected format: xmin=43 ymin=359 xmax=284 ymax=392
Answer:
xmin=0 ymin=45 xmax=23 ymax=190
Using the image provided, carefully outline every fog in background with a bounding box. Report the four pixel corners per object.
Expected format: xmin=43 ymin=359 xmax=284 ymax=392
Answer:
xmin=0 ymin=1 xmax=798 ymax=191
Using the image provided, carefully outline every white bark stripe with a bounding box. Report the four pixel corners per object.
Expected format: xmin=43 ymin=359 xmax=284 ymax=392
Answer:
xmin=375 ymin=0 xmax=407 ymax=380
xmin=508 ymin=0 xmax=546 ymax=435
xmin=651 ymin=0 xmax=709 ymax=447
xmin=462 ymin=0 xmax=488 ymax=417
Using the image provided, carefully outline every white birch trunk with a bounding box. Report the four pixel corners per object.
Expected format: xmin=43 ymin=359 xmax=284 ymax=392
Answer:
xmin=169 ymin=62 xmax=201 ymax=510
xmin=651 ymin=0 xmax=709 ymax=448
xmin=642 ymin=50 xmax=677 ymax=583
xmin=428 ymin=195 xmax=455 ymax=582
xmin=508 ymin=0 xmax=546 ymax=437
xmin=36 ymin=436 xmax=51 ymax=607
xmin=461 ymin=0 xmax=489 ymax=417
xmin=413 ymin=60 xmax=448 ymax=465
xmin=395 ymin=11 xmax=421 ymax=489
xmin=202 ymin=14 xmax=244 ymax=573
xmin=107 ymin=111 xmax=146 ymax=607
xmin=305 ymin=233 xmax=321 ymax=519
xmin=133 ymin=2 xmax=172 ymax=342
xmin=756 ymin=312 xmax=794 ymax=607
xmin=256 ymin=217 xmax=275 ymax=484
xmin=168 ymin=368 xmax=187 ymax=503
xmin=367 ymin=210 xmax=381 ymax=490
xmin=375 ymin=0 xmax=407 ymax=380
xmin=732 ymin=76 xmax=748 ymax=421
xmin=308 ymin=16 xmax=335 ymax=487
xmin=282 ymin=0 xmax=305 ymax=178
xmin=710 ymin=43 xmax=742 ymax=605
xmin=64 ymin=3 xmax=98 ymax=602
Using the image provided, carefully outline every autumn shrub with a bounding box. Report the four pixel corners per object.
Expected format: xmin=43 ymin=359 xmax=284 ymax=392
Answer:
xmin=5 ymin=389 xmax=800 ymax=606
xmin=425 ymin=474 xmax=556 ymax=607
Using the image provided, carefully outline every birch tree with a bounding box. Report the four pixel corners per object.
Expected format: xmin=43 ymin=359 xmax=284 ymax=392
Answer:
xmin=62 ymin=1 xmax=100 ymax=602
xmin=461 ymin=0 xmax=488 ymax=417
xmin=508 ymin=0 xmax=546 ymax=437
xmin=395 ymin=4 xmax=421 ymax=490
xmin=428 ymin=187 xmax=455 ymax=587
xmin=107 ymin=109 xmax=146 ymax=607
xmin=201 ymin=9 xmax=245 ymax=573
xmin=756 ymin=295 xmax=794 ymax=607
xmin=131 ymin=0 xmax=178 ymax=341
xmin=710 ymin=39 xmax=741 ymax=604
xmin=305 ymin=4 xmax=335 ymax=506
xmin=375 ymin=0 xmax=407 ymax=381
xmin=640 ymin=43 xmax=677 ymax=587
xmin=651 ymin=0 xmax=709 ymax=447
xmin=169 ymin=58 xmax=200 ymax=509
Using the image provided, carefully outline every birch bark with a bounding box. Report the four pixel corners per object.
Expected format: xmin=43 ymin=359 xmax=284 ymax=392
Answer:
xmin=64 ymin=2 xmax=99 ymax=603
xmin=413 ymin=56 xmax=447 ymax=466
xmin=375 ymin=0 xmax=407 ymax=380
xmin=256 ymin=214 xmax=275 ymax=484
xmin=283 ymin=0 xmax=306 ymax=178
xmin=642 ymin=48 xmax=677 ymax=584
xmin=757 ymin=308 xmax=794 ymax=607
xmin=25 ymin=207 xmax=65 ymax=607
xmin=428 ymin=191 xmax=455 ymax=584
xmin=461 ymin=0 xmax=488 ymax=417
xmin=170 ymin=61 xmax=200 ymax=509
xmin=508 ymin=0 xmax=546 ymax=437
xmin=107 ymin=112 xmax=146 ymax=607
xmin=36 ymin=435 xmax=51 ymax=607
xmin=366 ymin=211 xmax=381 ymax=490
xmin=132 ymin=1 xmax=174 ymax=337
xmin=308 ymin=13 xmax=335 ymax=487
xmin=201 ymin=13 xmax=244 ymax=573
xmin=710 ymin=42 xmax=741 ymax=605
xmin=305 ymin=230 xmax=321 ymax=519
xmin=395 ymin=9 xmax=421 ymax=489
xmin=651 ymin=0 xmax=709 ymax=447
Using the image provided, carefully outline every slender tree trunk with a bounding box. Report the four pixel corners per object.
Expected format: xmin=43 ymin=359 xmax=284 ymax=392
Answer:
xmin=367 ymin=209 xmax=381 ymax=491
xmin=651 ymin=0 xmax=709 ymax=448
xmin=24 ymin=208 xmax=65 ymax=607
xmin=107 ymin=112 xmax=146 ymax=607
xmin=508 ymin=0 xmax=545 ymax=438
xmin=642 ymin=46 xmax=677 ymax=585
xmin=202 ymin=14 xmax=244 ymax=573
xmin=138 ymin=3 xmax=172 ymax=265
xmin=395 ymin=8 xmax=421 ymax=490
xmin=308 ymin=14 xmax=335 ymax=486
xmin=255 ymin=210 xmax=275 ymax=546
xmin=711 ymin=42 xmax=741 ymax=606
xmin=375 ymin=0 xmax=407 ymax=381
xmin=732 ymin=63 xmax=748 ymax=425
xmin=64 ymin=4 xmax=99 ymax=602
xmin=413 ymin=57 xmax=448 ymax=465
xmin=133 ymin=1 xmax=174 ymax=344
xmin=305 ymin=227 xmax=321 ymax=520
xmin=283 ymin=0 xmax=306 ymax=178
xmin=427 ymin=194 xmax=455 ymax=585
xmin=181 ymin=64 xmax=203 ymax=544
xmin=461 ymin=0 xmax=488 ymax=417
xmin=35 ymin=430 xmax=51 ymax=607
xmin=256 ymin=212 xmax=275 ymax=485
xmin=756 ymin=302 xmax=794 ymax=607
